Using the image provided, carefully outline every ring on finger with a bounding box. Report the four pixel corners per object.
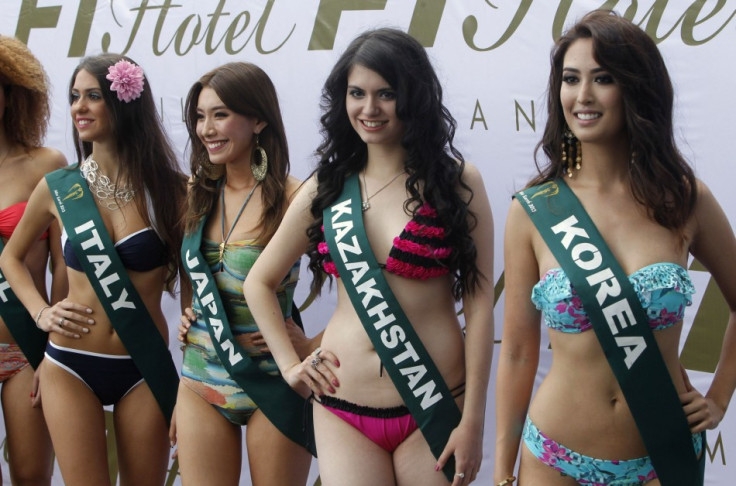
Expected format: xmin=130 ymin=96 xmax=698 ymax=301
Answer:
xmin=455 ymin=472 xmax=465 ymax=479
xmin=58 ymin=317 xmax=64 ymax=327
xmin=312 ymin=346 xmax=322 ymax=357
xmin=310 ymin=356 xmax=321 ymax=370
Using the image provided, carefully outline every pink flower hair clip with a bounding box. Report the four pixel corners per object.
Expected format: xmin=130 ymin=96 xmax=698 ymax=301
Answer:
xmin=106 ymin=60 xmax=144 ymax=103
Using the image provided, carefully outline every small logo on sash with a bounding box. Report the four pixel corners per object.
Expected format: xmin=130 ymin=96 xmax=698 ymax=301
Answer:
xmin=531 ymin=181 xmax=559 ymax=199
xmin=63 ymin=183 xmax=84 ymax=201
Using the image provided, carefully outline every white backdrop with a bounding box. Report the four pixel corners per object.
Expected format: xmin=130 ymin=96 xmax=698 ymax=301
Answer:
xmin=1 ymin=1 xmax=735 ymax=484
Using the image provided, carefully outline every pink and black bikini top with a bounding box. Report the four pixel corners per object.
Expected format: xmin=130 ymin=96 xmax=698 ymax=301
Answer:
xmin=319 ymin=202 xmax=452 ymax=280
xmin=0 ymin=202 xmax=49 ymax=240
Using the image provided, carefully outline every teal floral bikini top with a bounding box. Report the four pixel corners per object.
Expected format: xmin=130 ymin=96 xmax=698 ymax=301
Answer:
xmin=531 ymin=262 xmax=695 ymax=333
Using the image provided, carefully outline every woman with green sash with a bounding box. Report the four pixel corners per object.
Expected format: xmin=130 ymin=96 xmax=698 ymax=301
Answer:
xmin=172 ymin=62 xmax=318 ymax=486
xmin=0 ymin=35 xmax=66 ymax=486
xmin=494 ymin=10 xmax=736 ymax=486
xmin=0 ymin=54 xmax=186 ymax=486
xmin=245 ymin=29 xmax=495 ymax=486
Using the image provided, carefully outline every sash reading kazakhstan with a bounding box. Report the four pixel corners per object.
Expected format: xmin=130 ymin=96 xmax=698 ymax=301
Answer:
xmin=515 ymin=179 xmax=703 ymax=486
xmin=46 ymin=165 xmax=178 ymax=424
xmin=323 ymin=173 xmax=461 ymax=482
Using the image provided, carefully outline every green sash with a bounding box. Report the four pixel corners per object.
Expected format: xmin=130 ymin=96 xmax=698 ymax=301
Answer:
xmin=0 ymin=238 xmax=47 ymax=368
xmin=516 ymin=179 xmax=704 ymax=486
xmin=323 ymin=174 xmax=461 ymax=482
xmin=181 ymin=216 xmax=316 ymax=455
xmin=46 ymin=165 xmax=178 ymax=424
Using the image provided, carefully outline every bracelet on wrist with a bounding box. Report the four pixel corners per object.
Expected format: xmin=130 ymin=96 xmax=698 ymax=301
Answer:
xmin=496 ymin=476 xmax=516 ymax=486
xmin=34 ymin=305 xmax=51 ymax=330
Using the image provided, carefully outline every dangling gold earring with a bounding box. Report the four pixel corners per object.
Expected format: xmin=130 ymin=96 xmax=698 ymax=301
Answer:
xmin=251 ymin=134 xmax=268 ymax=182
xmin=561 ymin=127 xmax=582 ymax=178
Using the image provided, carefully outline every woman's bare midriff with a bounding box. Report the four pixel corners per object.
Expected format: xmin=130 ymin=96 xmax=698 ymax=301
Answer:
xmin=49 ymin=266 xmax=169 ymax=355
xmin=527 ymin=323 xmax=687 ymax=460
xmin=319 ymin=274 xmax=466 ymax=408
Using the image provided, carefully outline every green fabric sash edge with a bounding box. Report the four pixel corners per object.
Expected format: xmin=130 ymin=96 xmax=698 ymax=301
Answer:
xmin=323 ymin=173 xmax=461 ymax=482
xmin=515 ymin=179 xmax=703 ymax=486
xmin=46 ymin=165 xmax=178 ymax=425
xmin=0 ymin=238 xmax=47 ymax=368
xmin=181 ymin=216 xmax=316 ymax=456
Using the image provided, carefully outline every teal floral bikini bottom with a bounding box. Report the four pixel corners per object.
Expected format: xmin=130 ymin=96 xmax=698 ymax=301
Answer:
xmin=522 ymin=416 xmax=703 ymax=485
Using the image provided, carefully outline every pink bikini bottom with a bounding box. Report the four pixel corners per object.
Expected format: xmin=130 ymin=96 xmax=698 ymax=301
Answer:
xmin=318 ymin=395 xmax=418 ymax=452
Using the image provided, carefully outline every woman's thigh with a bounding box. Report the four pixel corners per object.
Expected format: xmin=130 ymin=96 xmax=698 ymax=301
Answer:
xmin=246 ymin=408 xmax=312 ymax=486
xmin=2 ymin=365 xmax=53 ymax=485
xmin=313 ymin=402 xmax=396 ymax=486
xmin=174 ymin=383 xmax=242 ymax=486
xmin=114 ymin=381 xmax=169 ymax=486
xmin=40 ymin=359 xmax=111 ymax=486
xmin=393 ymin=428 xmax=451 ymax=486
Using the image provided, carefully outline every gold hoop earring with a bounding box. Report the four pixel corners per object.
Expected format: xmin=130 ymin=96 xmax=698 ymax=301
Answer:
xmin=561 ymin=127 xmax=581 ymax=178
xmin=251 ymin=134 xmax=268 ymax=182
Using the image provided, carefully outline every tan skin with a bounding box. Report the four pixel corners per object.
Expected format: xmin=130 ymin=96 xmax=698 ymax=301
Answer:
xmin=170 ymin=86 xmax=316 ymax=486
xmin=494 ymin=39 xmax=736 ymax=485
xmin=244 ymin=65 xmax=495 ymax=486
xmin=0 ymin=70 xmax=176 ymax=486
xmin=0 ymin=116 xmax=66 ymax=485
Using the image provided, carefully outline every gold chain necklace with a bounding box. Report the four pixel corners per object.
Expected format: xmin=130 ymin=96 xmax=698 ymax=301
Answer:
xmin=360 ymin=169 xmax=405 ymax=212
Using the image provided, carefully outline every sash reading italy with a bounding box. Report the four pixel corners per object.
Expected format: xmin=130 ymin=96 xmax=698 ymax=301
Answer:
xmin=516 ymin=179 xmax=704 ymax=486
xmin=0 ymin=238 xmax=47 ymax=368
xmin=46 ymin=165 xmax=178 ymax=424
xmin=323 ymin=173 xmax=461 ymax=482
xmin=181 ymin=217 xmax=316 ymax=455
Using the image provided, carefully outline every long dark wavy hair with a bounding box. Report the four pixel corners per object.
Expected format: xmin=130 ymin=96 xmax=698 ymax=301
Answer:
xmin=531 ymin=9 xmax=697 ymax=231
xmin=306 ymin=28 xmax=480 ymax=300
xmin=69 ymin=54 xmax=186 ymax=291
xmin=184 ymin=62 xmax=290 ymax=245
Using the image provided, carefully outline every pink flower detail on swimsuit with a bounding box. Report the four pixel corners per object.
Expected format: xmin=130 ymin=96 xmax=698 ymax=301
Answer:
xmin=106 ymin=60 xmax=144 ymax=102
xmin=638 ymin=469 xmax=658 ymax=482
xmin=540 ymin=439 xmax=573 ymax=466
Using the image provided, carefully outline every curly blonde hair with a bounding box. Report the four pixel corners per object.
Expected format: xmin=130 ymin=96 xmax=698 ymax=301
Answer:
xmin=0 ymin=35 xmax=50 ymax=148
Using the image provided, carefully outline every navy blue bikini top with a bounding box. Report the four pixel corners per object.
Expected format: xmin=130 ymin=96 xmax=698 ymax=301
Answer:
xmin=61 ymin=227 xmax=167 ymax=272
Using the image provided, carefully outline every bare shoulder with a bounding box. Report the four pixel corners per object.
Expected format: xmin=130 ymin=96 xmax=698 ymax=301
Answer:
xmin=460 ymin=161 xmax=484 ymax=187
xmin=29 ymin=147 xmax=68 ymax=173
xmin=284 ymin=174 xmax=304 ymax=201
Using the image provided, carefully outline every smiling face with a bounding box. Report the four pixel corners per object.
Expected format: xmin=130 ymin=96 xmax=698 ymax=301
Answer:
xmin=345 ymin=64 xmax=404 ymax=148
xmin=560 ymin=38 xmax=626 ymax=148
xmin=70 ymin=69 xmax=113 ymax=144
xmin=196 ymin=86 xmax=266 ymax=167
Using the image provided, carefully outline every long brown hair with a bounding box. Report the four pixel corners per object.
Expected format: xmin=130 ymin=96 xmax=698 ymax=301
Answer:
xmin=69 ymin=54 xmax=186 ymax=291
xmin=531 ymin=10 xmax=697 ymax=231
xmin=184 ymin=62 xmax=290 ymax=245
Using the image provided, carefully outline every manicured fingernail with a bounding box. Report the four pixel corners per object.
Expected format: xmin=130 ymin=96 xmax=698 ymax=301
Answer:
xmin=329 ymin=387 xmax=336 ymax=394
xmin=434 ymin=465 xmax=440 ymax=472
xmin=74 ymin=334 xmax=81 ymax=339
xmin=332 ymin=379 xmax=339 ymax=387
xmin=335 ymin=359 xmax=340 ymax=367
xmin=83 ymin=328 xmax=89 ymax=333
xmin=30 ymin=392 xmax=35 ymax=398
xmin=88 ymin=319 xmax=94 ymax=324
xmin=86 ymin=308 xmax=93 ymax=313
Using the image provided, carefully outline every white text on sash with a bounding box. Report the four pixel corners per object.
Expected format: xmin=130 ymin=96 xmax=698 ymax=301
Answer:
xmin=74 ymin=220 xmax=136 ymax=311
xmin=551 ymin=215 xmax=647 ymax=369
xmin=184 ymin=250 xmax=243 ymax=366
xmin=330 ymin=199 xmax=442 ymax=409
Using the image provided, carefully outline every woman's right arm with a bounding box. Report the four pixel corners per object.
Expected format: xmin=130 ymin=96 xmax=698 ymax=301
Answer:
xmin=0 ymin=178 xmax=89 ymax=337
xmin=493 ymin=199 xmax=543 ymax=483
xmin=244 ymin=176 xmax=337 ymax=397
